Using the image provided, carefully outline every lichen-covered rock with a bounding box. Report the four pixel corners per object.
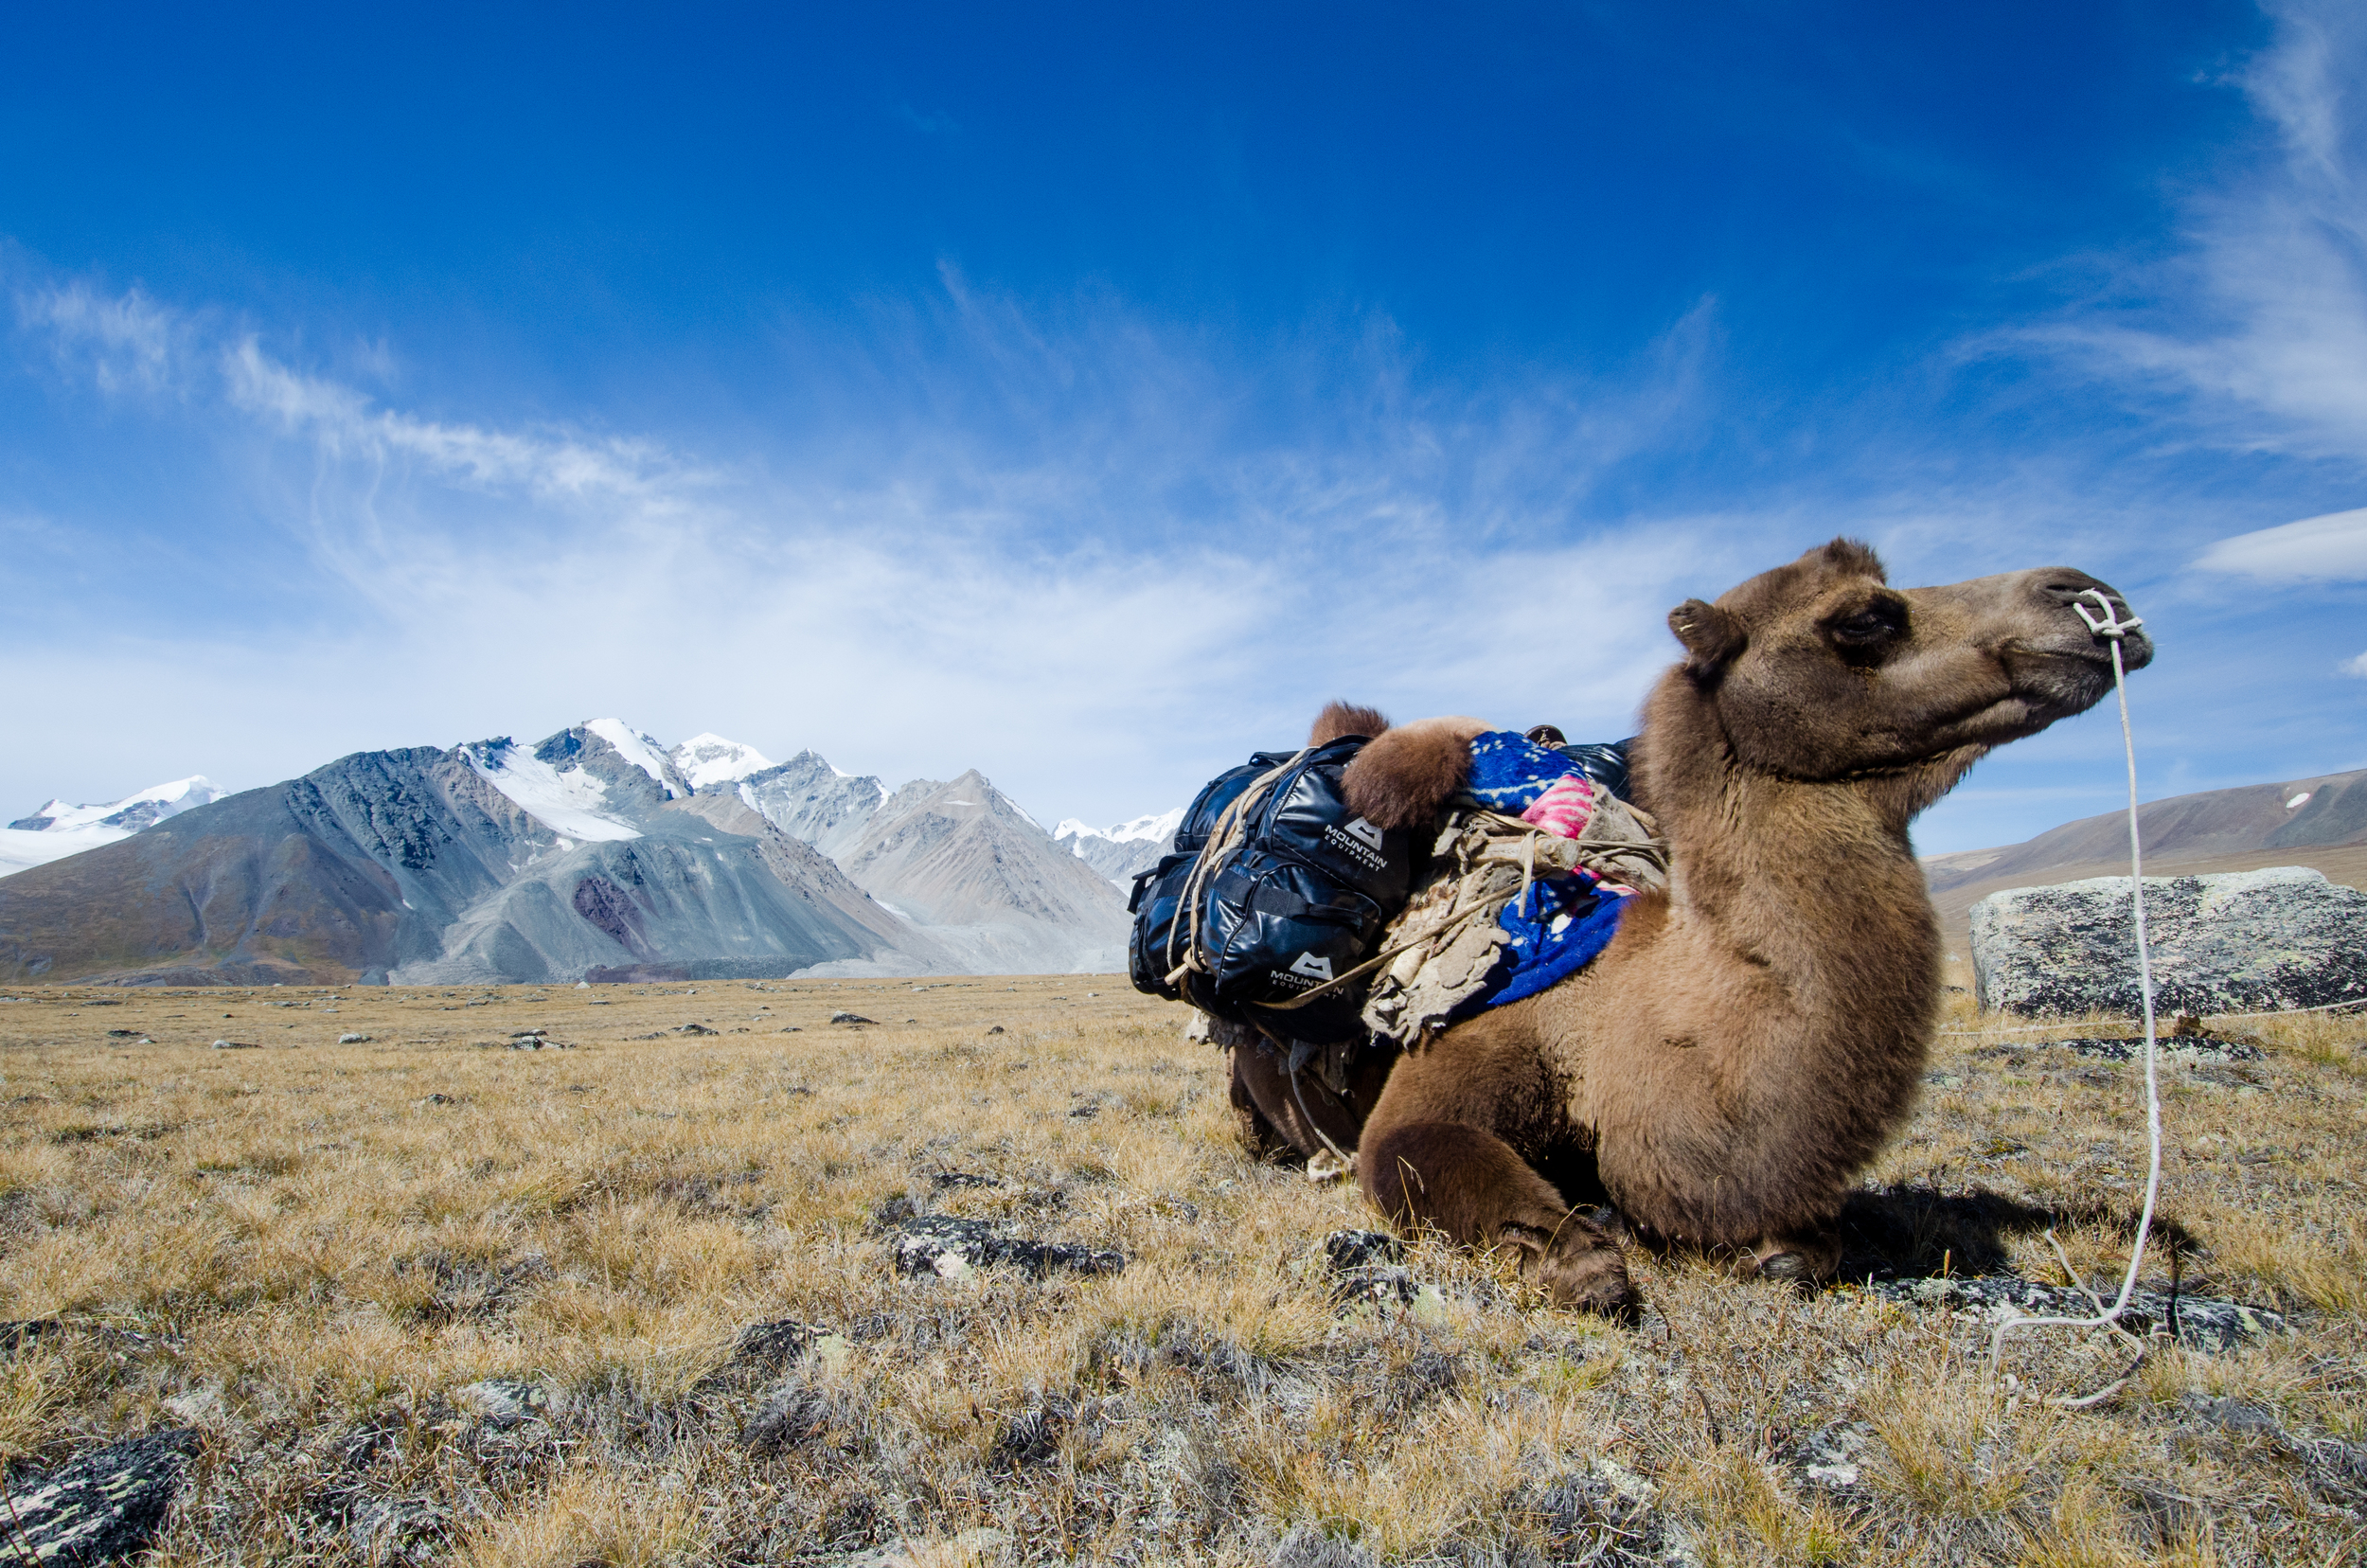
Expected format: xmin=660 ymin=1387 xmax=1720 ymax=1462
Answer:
xmin=347 ymin=1497 xmax=448 ymax=1566
xmin=454 ymin=1379 xmax=548 ymax=1426
xmin=887 ymin=1215 xmax=1124 ymax=1279
xmin=1851 ymin=1274 xmax=2287 ymax=1351
xmin=732 ymin=1318 xmax=820 ymax=1368
xmin=1322 ymin=1230 xmax=1402 ymax=1271
xmin=7 ymin=1428 xmax=198 ymax=1566
xmin=1969 ymin=866 xmax=2367 ymax=1016
xmin=1322 ymin=1230 xmax=1418 ymax=1307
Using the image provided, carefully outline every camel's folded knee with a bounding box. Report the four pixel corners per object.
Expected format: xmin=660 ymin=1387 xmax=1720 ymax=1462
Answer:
xmin=1359 ymin=1118 xmax=1565 ymax=1241
xmin=1359 ymin=1118 xmax=1638 ymax=1317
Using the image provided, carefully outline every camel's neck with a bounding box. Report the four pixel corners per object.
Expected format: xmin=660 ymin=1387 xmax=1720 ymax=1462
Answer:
xmin=1620 ymin=672 xmax=1951 ymax=1160
xmin=1628 ymin=666 xmax=1990 ymax=922
xmin=1642 ymin=704 xmax=1938 ymax=998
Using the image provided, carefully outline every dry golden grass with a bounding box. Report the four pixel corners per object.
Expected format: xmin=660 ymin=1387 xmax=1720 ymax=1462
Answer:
xmin=0 ymin=976 xmax=2360 ymax=1565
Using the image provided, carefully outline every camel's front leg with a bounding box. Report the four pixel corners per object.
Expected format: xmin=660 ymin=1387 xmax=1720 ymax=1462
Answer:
xmin=1357 ymin=1007 xmax=1635 ymax=1315
xmin=1226 ymin=1050 xmax=1294 ymax=1161
xmin=1743 ymin=1228 xmax=1842 ymax=1285
xmin=1361 ymin=1119 xmax=1634 ymax=1312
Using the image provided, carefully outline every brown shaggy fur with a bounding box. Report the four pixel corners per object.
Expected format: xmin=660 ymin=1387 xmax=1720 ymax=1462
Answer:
xmin=1342 ymin=716 xmax=1491 ymax=829
xmin=1308 ymin=702 xmax=1392 ymax=747
xmin=1249 ymin=540 xmax=2153 ymax=1312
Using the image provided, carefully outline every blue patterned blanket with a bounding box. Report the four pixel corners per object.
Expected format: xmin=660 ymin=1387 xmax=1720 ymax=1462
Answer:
xmin=1463 ymin=730 xmax=1634 ymax=1008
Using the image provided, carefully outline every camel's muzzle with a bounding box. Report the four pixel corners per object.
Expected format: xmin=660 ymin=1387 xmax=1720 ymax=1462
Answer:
xmin=2037 ymin=574 xmax=2153 ymax=670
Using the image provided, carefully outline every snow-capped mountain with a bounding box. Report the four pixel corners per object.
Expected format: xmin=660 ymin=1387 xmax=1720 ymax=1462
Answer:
xmin=9 ymin=775 xmax=224 ymax=834
xmin=583 ymin=718 xmax=691 ymax=797
xmin=670 ymin=733 xmax=774 ymax=791
xmin=0 ymin=721 xmax=1129 ymax=986
xmin=737 ymin=751 xmax=890 ymax=860
xmin=454 ymin=716 xmax=730 ymax=843
xmin=1055 ymin=808 xmax=1185 ymax=888
xmin=1 ymin=775 xmax=224 ymax=879
xmin=458 ymin=738 xmax=644 ymax=843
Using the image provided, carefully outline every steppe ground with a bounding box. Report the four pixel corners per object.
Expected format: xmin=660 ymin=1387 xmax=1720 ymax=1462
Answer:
xmin=0 ymin=976 xmax=2361 ymax=1567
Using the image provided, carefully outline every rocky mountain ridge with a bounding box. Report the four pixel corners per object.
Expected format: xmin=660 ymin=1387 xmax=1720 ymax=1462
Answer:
xmin=1923 ymin=766 xmax=2367 ymax=895
xmin=736 ymin=752 xmax=890 ymax=862
xmin=0 ymin=721 xmax=1128 ymax=986
xmin=1055 ymin=809 xmax=1185 ymax=889
xmin=838 ymin=773 xmax=1127 ymax=971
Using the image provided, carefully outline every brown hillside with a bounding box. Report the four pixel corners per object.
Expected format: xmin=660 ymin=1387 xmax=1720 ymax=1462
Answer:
xmin=1923 ymin=766 xmax=2367 ymax=959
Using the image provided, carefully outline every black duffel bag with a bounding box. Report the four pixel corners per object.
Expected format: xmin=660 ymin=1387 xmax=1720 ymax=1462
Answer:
xmin=1128 ymin=737 xmax=1415 ymax=1041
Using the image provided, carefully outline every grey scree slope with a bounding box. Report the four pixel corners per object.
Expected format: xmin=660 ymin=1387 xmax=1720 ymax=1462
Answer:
xmin=1969 ymin=865 xmax=2367 ymax=1017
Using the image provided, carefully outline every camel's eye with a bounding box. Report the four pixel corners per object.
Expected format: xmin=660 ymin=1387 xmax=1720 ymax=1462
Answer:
xmin=1829 ymin=600 xmax=1906 ymax=650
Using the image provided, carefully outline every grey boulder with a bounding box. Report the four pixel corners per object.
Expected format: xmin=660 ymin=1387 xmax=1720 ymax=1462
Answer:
xmin=1970 ymin=866 xmax=2367 ymax=1017
xmin=1852 ymin=1275 xmax=2287 ymax=1352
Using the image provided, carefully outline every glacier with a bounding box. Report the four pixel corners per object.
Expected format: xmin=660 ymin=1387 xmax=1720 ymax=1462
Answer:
xmin=582 ymin=719 xmax=685 ymax=797
xmin=2 ymin=775 xmax=224 ymax=879
xmin=458 ymin=739 xmax=644 ymax=843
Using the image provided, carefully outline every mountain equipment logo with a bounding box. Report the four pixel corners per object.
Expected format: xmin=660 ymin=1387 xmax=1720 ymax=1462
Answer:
xmin=1288 ymin=951 xmax=1335 ymax=981
xmin=1321 ymin=814 xmax=1390 ymax=872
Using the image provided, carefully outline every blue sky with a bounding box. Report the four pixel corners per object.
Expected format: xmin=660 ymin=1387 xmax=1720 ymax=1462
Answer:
xmin=4 ymin=1 xmax=2365 ymax=852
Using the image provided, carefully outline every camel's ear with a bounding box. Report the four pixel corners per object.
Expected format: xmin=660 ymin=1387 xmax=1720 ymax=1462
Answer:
xmin=1819 ymin=537 xmax=1886 ymax=580
xmin=1668 ymin=599 xmax=1745 ymax=675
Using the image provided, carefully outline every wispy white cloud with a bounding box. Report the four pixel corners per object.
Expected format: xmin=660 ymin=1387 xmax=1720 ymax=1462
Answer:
xmin=2 ymin=264 xmax=1755 ymax=821
xmin=2031 ymin=0 xmax=2367 ymax=455
xmin=2343 ymin=649 xmax=2367 ymax=677
xmin=221 ymin=339 xmax=701 ymax=506
xmin=14 ymin=279 xmax=180 ymax=394
xmin=2196 ymin=505 xmax=2367 ymax=580
xmin=1 ymin=258 xmax=2305 ymax=844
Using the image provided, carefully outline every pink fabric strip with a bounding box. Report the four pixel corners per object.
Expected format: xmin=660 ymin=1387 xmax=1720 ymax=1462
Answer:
xmin=1519 ymin=774 xmax=1596 ymax=840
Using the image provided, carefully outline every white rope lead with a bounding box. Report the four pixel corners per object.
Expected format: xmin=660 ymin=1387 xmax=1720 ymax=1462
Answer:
xmin=1990 ymin=589 xmax=2164 ymax=1382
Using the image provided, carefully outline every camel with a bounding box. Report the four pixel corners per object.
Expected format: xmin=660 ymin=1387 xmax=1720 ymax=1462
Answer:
xmin=1227 ymin=539 xmax=2152 ymax=1312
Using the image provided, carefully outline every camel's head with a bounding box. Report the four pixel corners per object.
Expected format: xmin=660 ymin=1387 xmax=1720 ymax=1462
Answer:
xmin=1665 ymin=538 xmax=2152 ymax=783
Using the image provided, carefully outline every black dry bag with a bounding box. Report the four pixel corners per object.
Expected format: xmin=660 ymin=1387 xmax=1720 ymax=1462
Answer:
xmin=1127 ymin=737 xmax=1415 ymax=1041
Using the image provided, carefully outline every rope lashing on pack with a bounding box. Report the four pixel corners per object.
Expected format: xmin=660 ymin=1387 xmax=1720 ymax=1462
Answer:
xmin=1989 ymin=588 xmax=2165 ymax=1400
xmin=1258 ymin=801 xmax=1665 ymax=1015
xmin=1248 ymin=1018 xmax=1360 ymax=1171
xmin=1162 ymin=747 xmax=1310 ymax=990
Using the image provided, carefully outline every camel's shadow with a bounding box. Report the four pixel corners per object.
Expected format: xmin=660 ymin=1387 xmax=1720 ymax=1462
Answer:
xmin=1831 ymin=1183 xmax=2197 ymax=1283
